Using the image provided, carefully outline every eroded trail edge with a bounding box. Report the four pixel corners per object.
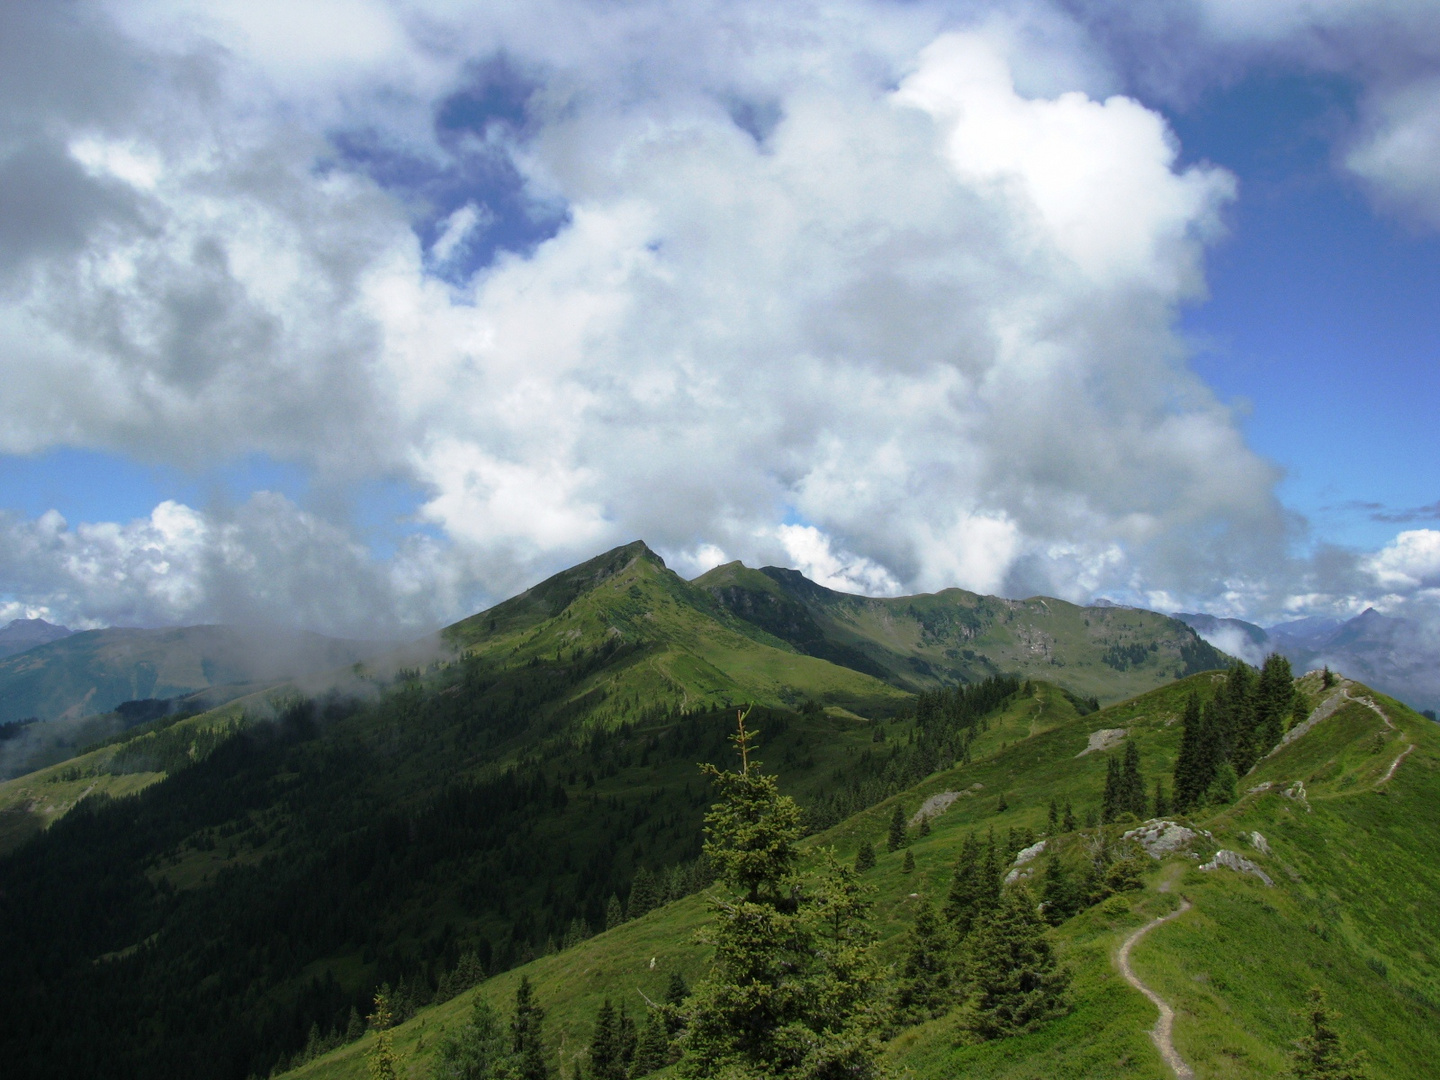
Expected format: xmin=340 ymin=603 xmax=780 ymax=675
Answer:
xmin=1116 ymin=898 xmax=1195 ymax=1080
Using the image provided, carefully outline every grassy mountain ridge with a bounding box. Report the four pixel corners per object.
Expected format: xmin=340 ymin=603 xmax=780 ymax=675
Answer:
xmin=282 ymin=670 xmax=1440 ymax=1080
xmin=694 ymin=560 xmax=1228 ymax=700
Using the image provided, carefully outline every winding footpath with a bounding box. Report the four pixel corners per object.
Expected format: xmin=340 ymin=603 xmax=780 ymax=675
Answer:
xmin=1347 ymin=689 xmax=1416 ymax=786
xmin=1115 ymin=899 xmax=1195 ymax=1080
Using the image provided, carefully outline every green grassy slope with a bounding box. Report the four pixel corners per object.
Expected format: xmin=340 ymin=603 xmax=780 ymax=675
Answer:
xmin=285 ymin=670 xmax=1440 ymax=1080
xmin=445 ymin=542 xmax=909 ymax=720
xmin=694 ymin=561 xmax=1228 ymax=701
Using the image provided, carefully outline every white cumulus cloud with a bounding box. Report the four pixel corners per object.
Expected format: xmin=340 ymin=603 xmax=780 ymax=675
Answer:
xmin=0 ymin=0 xmax=1417 ymax=634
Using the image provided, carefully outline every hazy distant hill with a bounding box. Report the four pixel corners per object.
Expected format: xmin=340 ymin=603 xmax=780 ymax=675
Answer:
xmin=0 ymin=619 xmax=73 ymax=660
xmin=1171 ymin=611 xmax=1271 ymax=664
xmin=1175 ymin=607 xmax=1439 ymax=713
xmin=0 ymin=624 xmax=391 ymax=726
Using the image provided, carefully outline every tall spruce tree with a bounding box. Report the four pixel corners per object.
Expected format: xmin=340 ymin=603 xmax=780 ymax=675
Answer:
xmin=631 ymin=1011 xmax=671 ymax=1077
xmin=510 ymin=976 xmax=550 ymax=1080
xmin=1120 ymin=740 xmax=1147 ymax=818
xmin=367 ymin=992 xmax=400 ymax=1080
xmin=945 ymin=831 xmax=1000 ymax=939
xmin=887 ymin=803 xmax=908 ymax=852
xmin=431 ymin=996 xmax=515 ymax=1080
xmin=1101 ymin=754 xmax=1123 ymax=824
xmin=588 ymin=999 xmax=624 ymax=1080
xmin=1289 ymin=987 xmax=1369 ymax=1080
xmin=1255 ymin=653 xmax=1296 ymax=757
xmin=680 ymin=710 xmax=887 ymax=1080
xmin=1222 ymin=662 xmax=1261 ymax=773
xmin=893 ymin=895 xmax=955 ymax=1024
xmin=1172 ymin=692 xmax=1216 ymax=811
xmin=854 ymin=840 xmax=876 ymax=872
xmin=961 ymin=884 xmax=1069 ymax=1039
xmin=605 ymin=895 xmax=624 ymax=930
xmin=1039 ymin=856 xmax=1080 ymax=926
xmin=663 ymin=973 xmax=690 ymax=1038
xmin=618 ymin=1004 xmax=637 ymax=1075
xmin=1152 ymin=778 xmax=1170 ymax=818
xmin=628 ymin=867 xmax=661 ymax=919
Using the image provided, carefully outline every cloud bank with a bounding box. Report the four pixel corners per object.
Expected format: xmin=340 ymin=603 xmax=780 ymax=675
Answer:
xmin=0 ymin=1 xmax=1436 ymax=635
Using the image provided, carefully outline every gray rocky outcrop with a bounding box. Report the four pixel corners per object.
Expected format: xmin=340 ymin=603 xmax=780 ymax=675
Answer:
xmin=1121 ymin=819 xmax=1209 ymax=859
xmin=1004 ymin=839 xmax=1047 ymax=884
xmin=1078 ymin=728 xmax=1127 ymax=756
xmin=1200 ymin=849 xmax=1274 ymax=886
xmin=910 ymin=791 xmax=960 ymax=826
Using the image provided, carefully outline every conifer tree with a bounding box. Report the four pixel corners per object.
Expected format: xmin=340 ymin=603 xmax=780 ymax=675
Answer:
xmin=893 ymin=895 xmax=955 ymax=1024
xmin=1289 ymin=987 xmax=1369 ymax=1079
xmin=367 ymin=992 xmax=400 ymax=1080
xmin=588 ymin=999 xmax=624 ymax=1080
xmin=960 ymin=884 xmax=1069 ymax=1039
xmin=918 ymin=816 xmax=931 ymax=838
xmin=1101 ymin=754 xmax=1122 ymax=824
xmin=945 ymin=831 xmax=1000 ymax=939
xmin=680 ymin=710 xmax=886 ymax=1080
xmin=562 ymin=918 xmax=588 ymax=951
xmin=1047 ymin=798 xmax=1058 ymax=832
xmin=854 ymin=840 xmax=876 ymax=872
xmin=346 ymin=1006 xmax=365 ymax=1043
xmin=1322 ymin=666 xmax=1334 ymax=689
xmin=1256 ymin=653 xmax=1296 ymax=756
xmin=1103 ymin=856 xmax=1143 ymax=895
xmin=1222 ymin=662 xmax=1260 ymax=773
xmin=631 ymin=1011 xmax=671 ymax=1077
xmin=1152 ymin=778 xmax=1170 ymax=818
xmin=1207 ymin=760 xmax=1238 ymax=806
xmin=628 ymin=867 xmax=661 ymax=919
xmin=618 ymin=1004 xmax=637 ymax=1074
xmin=902 ymin=849 xmax=915 ymax=874
xmin=605 ymin=895 xmax=624 ymax=930
xmin=887 ymin=803 xmax=908 ymax=852
xmin=1172 ymin=692 xmax=1215 ymax=811
xmin=663 ymin=973 xmax=689 ymax=1037
xmin=1039 ymin=856 xmax=1080 ymax=926
xmin=510 ymin=976 xmax=550 ymax=1080
xmin=431 ymin=995 xmax=515 ymax=1080
xmin=301 ymin=1022 xmax=323 ymax=1065
xmin=996 ymin=791 xmax=1008 ymax=812
xmin=1062 ymin=800 xmax=1076 ymax=832
xmin=455 ymin=950 xmax=485 ymax=991
xmin=1119 ymin=740 xmax=1146 ymax=818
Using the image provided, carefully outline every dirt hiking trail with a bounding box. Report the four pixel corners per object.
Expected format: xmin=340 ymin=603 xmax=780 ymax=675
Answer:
xmin=1116 ymin=898 xmax=1194 ymax=1080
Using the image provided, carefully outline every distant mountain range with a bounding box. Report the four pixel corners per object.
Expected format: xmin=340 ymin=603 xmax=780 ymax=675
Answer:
xmin=1173 ymin=607 xmax=1440 ymax=713
xmin=0 ymin=624 xmax=394 ymax=727
xmin=0 ymin=618 xmax=73 ymax=659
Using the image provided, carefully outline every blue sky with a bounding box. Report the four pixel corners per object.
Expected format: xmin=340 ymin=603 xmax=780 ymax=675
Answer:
xmin=1 ymin=1 xmax=1438 ymax=634
xmin=1172 ymin=71 xmax=1440 ymax=552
